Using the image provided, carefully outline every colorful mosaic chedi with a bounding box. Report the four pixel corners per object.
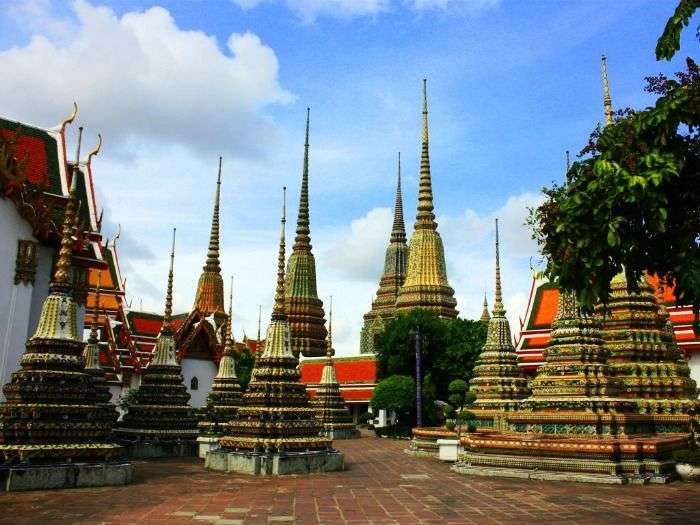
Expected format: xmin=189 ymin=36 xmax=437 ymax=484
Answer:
xmin=220 ymin=190 xmax=332 ymax=453
xmin=360 ymin=153 xmax=409 ymax=354
xmin=285 ymin=110 xmax=328 ymax=358
xmin=0 ymin=138 xmax=122 ymax=464
xmin=310 ymin=305 xmax=360 ymax=439
xmin=199 ymin=281 xmax=243 ymax=437
xmin=114 ymin=231 xmax=198 ymax=444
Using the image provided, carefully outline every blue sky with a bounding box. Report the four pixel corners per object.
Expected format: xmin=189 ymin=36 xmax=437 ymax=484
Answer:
xmin=0 ymin=0 xmax=697 ymax=355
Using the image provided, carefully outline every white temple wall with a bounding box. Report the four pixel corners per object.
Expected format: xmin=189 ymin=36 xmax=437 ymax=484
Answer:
xmin=26 ymin=245 xmax=53 ymax=339
xmin=181 ymin=357 xmax=217 ymax=408
xmin=0 ymin=199 xmax=36 ymax=400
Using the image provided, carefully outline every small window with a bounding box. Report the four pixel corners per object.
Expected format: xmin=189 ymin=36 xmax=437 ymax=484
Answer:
xmin=190 ymin=377 xmax=199 ymax=390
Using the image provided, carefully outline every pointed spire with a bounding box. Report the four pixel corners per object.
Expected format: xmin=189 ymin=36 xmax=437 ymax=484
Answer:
xmin=326 ymin=296 xmax=334 ymax=360
xmin=602 ymin=55 xmax=613 ymax=125
xmin=223 ymin=276 xmax=235 ymax=356
xmin=566 ymin=150 xmax=571 ymax=172
xmin=493 ymin=218 xmax=505 ymax=317
xmin=415 ymin=79 xmax=437 ymax=231
xmin=293 ymin=108 xmax=312 ymax=251
xmin=480 ymin=292 xmax=491 ymax=323
xmin=272 ymin=187 xmax=287 ymax=320
xmin=204 ymin=157 xmax=222 ymax=273
xmin=51 ymin=126 xmax=83 ymax=293
xmin=390 ymin=152 xmax=406 ymax=243
xmin=257 ymin=304 xmax=262 ymax=341
xmin=162 ymin=228 xmax=176 ymax=335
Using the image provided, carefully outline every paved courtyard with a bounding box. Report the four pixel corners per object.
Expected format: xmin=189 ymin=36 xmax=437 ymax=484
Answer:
xmin=2 ymin=434 xmax=700 ymax=525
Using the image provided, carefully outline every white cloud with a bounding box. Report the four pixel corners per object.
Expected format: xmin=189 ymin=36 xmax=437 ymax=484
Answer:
xmin=231 ymin=0 xmax=499 ymax=22
xmin=0 ymin=0 xmax=292 ymax=159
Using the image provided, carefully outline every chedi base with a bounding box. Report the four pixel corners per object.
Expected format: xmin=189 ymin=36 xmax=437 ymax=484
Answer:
xmin=0 ymin=461 xmax=134 ymax=492
xmin=205 ymin=449 xmax=344 ymax=475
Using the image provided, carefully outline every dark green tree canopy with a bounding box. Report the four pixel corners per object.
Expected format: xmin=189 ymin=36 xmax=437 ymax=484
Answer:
xmin=371 ymin=375 xmax=415 ymax=415
xmin=374 ymin=309 xmax=486 ymax=405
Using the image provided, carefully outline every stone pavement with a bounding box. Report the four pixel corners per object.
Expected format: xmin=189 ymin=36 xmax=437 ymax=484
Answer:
xmin=1 ymin=434 xmax=700 ymax=524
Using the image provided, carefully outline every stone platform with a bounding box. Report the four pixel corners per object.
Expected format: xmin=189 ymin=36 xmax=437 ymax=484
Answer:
xmin=323 ymin=428 xmax=361 ymax=440
xmin=0 ymin=461 xmax=134 ymax=492
xmin=196 ymin=436 xmax=221 ymax=459
xmin=120 ymin=440 xmax=197 ymax=459
xmin=205 ymin=449 xmax=344 ymax=475
xmin=406 ymin=427 xmax=457 ymax=458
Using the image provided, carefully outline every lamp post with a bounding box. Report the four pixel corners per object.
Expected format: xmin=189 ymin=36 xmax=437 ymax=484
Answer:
xmin=410 ymin=326 xmax=422 ymax=428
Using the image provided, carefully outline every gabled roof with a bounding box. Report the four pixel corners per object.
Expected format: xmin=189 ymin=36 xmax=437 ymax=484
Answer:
xmin=300 ymin=355 xmax=377 ymax=403
xmin=515 ymin=275 xmax=699 ymax=372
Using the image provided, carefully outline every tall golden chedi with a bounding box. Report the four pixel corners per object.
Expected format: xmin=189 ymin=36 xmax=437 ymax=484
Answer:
xmin=311 ymin=299 xmax=360 ymax=439
xmin=285 ymin=109 xmax=328 ymax=357
xmin=207 ymin=188 xmax=343 ymax=475
xmin=395 ymin=80 xmax=457 ymax=317
xmin=360 ymin=153 xmax=409 ymax=354
xmin=193 ymin=156 xmax=226 ymax=322
xmin=114 ymin=229 xmax=198 ymax=458
xmin=197 ymin=277 xmax=244 ymax=458
xmin=468 ymin=220 xmax=529 ymax=429
xmin=0 ymin=128 xmax=132 ymax=491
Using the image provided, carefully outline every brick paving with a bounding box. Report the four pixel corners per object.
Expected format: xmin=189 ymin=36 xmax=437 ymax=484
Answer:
xmin=1 ymin=434 xmax=700 ymax=524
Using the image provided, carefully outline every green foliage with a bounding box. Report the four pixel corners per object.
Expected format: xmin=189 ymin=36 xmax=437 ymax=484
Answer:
xmin=656 ymin=0 xmax=699 ymax=60
xmin=236 ymin=345 xmax=255 ymax=391
xmin=446 ymin=379 xmax=476 ymax=436
xmin=373 ymin=424 xmax=412 ymax=439
xmin=371 ymin=375 xmax=415 ymax=421
xmin=674 ymin=448 xmax=700 ymax=465
xmin=374 ymin=309 xmax=486 ymax=425
xmin=358 ymin=411 xmax=373 ymax=425
xmin=529 ymin=56 xmax=700 ymax=327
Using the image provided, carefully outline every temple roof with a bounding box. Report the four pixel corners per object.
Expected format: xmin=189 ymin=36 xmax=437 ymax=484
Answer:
xmin=515 ymin=275 xmax=700 ymax=372
xmin=300 ymin=355 xmax=377 ymax=402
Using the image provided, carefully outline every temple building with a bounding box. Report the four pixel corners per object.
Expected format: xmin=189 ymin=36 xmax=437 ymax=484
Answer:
xmin=360 ymin=153 xmax=409 ymax=354
xmin=0 ymin=109 xmax=108 ymax=401
xmin=395 ymin=80 xmax=458 ymax=318
xmin=0 ymin=128 xmax=132 ymax=490
xmin=285 ymin=109 xmax=328 ymax=357
xmin=208 ymin=188 xmax=343 ymax=475
xmin=114 ymin=229 xmax=199 ymax=458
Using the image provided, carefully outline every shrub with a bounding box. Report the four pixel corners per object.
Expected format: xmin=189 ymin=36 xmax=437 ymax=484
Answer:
xmin=674 ymin=449 xmax=700 ymax=465
xmin=374 ymin=425 xmax=411 ymax=439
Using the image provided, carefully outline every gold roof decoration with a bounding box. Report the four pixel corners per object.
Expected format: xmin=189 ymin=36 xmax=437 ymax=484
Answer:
xmin=193 ymin=156 xmax=225 ymax=318
xmin=479 ymin=293 xmax=490 ymax=323
xmin=284 ymin=108 xmax=328 ymax=357
xmin=395 ymin=79 xmax=457 ymax=317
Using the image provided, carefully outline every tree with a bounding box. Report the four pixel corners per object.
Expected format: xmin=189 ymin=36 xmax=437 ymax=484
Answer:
xmin=371 ymin=375 xmax=416 ymax=426
xmin=529 ymin=2 xmax=700 ymax=327
xmin=236 ymin=345 xmax=255 ymax=391
xmin=446 ymin=379 xmax=476 ymax=437
xmin=374 ymin=309 xmax=486 ymax=424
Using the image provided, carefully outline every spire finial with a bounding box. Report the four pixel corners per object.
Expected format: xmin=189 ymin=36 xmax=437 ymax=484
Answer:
xmin=602 ymin=54 xmax=613 ymax=125
xmin=223 ymin=276 xmax=235 ymax=356
xmin=294 ymin=109 xmax=311 ymax=251
xmin=326 ymin=296 xmax=334 ymax=359
xmin=272 ymin=187 xmax=287 ymax=319
xmin=257 ymin=304 xmax=262 ymax=341
xmin=390 ymin=152 xmax=406 ymax=243
xmin=416 ymin=79 xmax=437 ymax=230
xmin=162 ymin=228 xmax=176 ymax=333
xmin=204 ymin=157 xmax=222 ymax=272
xmin=51 ymin=126 xmax=83 ymax=292
xmin=493 ymin=218 xmax=505 ymax=316
xmin=566 ymin=150 xmax=570 ymax=172
xmin=480 ymin=290 xmax=491 ymax=323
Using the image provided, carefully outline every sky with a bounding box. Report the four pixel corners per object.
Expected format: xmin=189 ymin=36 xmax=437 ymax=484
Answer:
xmin=0 ymin=0 xmax=697 ymax=356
